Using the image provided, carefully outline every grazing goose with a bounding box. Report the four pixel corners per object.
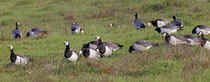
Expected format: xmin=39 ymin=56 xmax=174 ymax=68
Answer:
xmin=184 ymin=35 xmax=202 ymax=46
xmin=70 ymin=23 xmax=84 ymax=34
xmin=97 ymin=44 xmax=113 ymax=57
xmin=9 ymin=45 xmax=32 ymax=65
xmin=171 ymin=15 xmax=183 ymax=27
xmin=192 ymin=25 xmax=210 ymax=35
xmin=148 ymin=19 xmax=170 ymax=28
xmin=128 ymin=40 xmax=158 ymax=53
xmin=133 ymin=12 xmax=146 ymax=30
xmin=26 ymin=28 xmax=47 ymax=37
xmin=64 ymin=41 xmax=78 ymax=62
xmin=199 ymin=32 xmax=210 ymax=50
xmin=78 ymin=47 xmax=100 ymax=59
xmin=12 ymin=21 xmax=22 ymax=39
xmin=95 ymin=36 xmax=124 ymax=51
xmin=155 ymin=25 xmax=183 ymax=34
xmin=162 ymin=32 xmax=189 ymax=46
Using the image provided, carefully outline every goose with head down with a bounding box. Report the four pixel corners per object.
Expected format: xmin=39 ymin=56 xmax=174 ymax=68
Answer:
xmin=192 ymin=25 xmax=210 ymax=35
xmin=128 ymin=40 xmax=158 ymax=53
xmin=162 ymin=32 xmax=189 ymax=46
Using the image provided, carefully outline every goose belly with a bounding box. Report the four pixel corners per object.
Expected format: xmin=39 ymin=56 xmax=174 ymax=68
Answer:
xmin=203 ymin=41 xmax=210 ymax=50
xmin=169 ymin=36 xmax=187 ymax=45
xmin=161 ymin=28 xmax=177 ymax=34
xmin=103 ymin=46 xmax=112 ymax=56
xmin=88 ymin=49 xmax=99 ymax=59
xmin=133 ymin=44 xmax=150 ymax=52
xmin=29 ymin=31 xmax=36 ymax=37
xmin=67 ymin=52 xmax=78 ymax=62
xmin=157 ymin=21 xmax=167 ymax=27
xmin=14 ymin=56 xmax=28 ymax=65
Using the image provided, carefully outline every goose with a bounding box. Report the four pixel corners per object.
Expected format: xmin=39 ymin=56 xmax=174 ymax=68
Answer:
xmin=171 ymin=15 xmax=183 ymax=27
xmin=9 ymin=45 xmax=32 ymax=65
xmin=133 ymin=12 xmax=146 ymax=30
xmin=148 ymin=19 xmax=170 ymax=28
xmin=184 ymin=35 xmax=202 ymax=46
xmin=192 ymin=25 xmax=210 ymax=35
xmin=26 ymin=27 xmax=47 ymax=37
xmin=70 ymin=23 xmax=84 ymax=34
xmin=162 ymin=32 xmax=189 ymax=46
xmin=64 ymin=41 xmax=78 ymax=62
xmin=199 ymin=32 xmax=210 ymax=50
xmin=78 ymin=47 xmax=100 ymax=59
xmin=97 ymin=44 xmax=113 ymax=57
xmin=95 ymin=36 xmax=124 ymax=51
xmin=155 ymin=25 xmax=183 ymax=34
xmin=12 ymin=21 xmax=22 ymax=39
xmin=128 ymin=40 xmax=158 ymax=53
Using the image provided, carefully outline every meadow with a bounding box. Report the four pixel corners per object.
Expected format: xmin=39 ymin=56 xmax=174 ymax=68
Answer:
xmin=0 ymin=0 xmax=209 ymax=81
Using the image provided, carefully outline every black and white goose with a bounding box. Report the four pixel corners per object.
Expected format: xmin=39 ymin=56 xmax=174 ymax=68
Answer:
xmin=199 ymin=32 xmax=210 ymax=50
xmin=12 ymin=21 xmax=22 ymax=39
xmin=192 ymin=25 xmax=210 ymax=35
xmin=162 ymin=32 xmax=189 ymax=46
xmin=78 ymin=47 xmax=100 ymax=59
xmin=171 ymin=15 xmax=183 ymax=27
xmin=9 ymin=45 xmax=32 ymax=65
xmin=133 ymin=12 xmax=146 ymax=30
xmin=97 ymin=44 xmax=113 ymax=57
xmin=64 ymin=41 xmax=78 ymax=62
xmin=184 ymin=35 xmax=202 ymax=46
xmin=155 ymin=25 xmax=183 ymax=34
xmin=70 ymin=23 xmax=84 ymax=34
xmin=148 ymin=19 xmax=170 ymax=28
xmin=26 ymin=27 xmax=47 ymax=37
xmin=95 ymin=36 xmax=124 ymax=51
xmin=128 ymin=40 xmax=158 ymax=53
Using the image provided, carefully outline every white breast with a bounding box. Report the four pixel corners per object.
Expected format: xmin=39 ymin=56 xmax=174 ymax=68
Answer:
xmin=161 ymin=28 xmax=177 ymax=34
xmin=203 ymin=41 xmax=210 ymax=50
xmin=133 ymin=43 xmax=147 ymax=52
xmin=103 ymin=46 xmax=112 ymax=56
xmin=157 ymin=21 xmax=167 ymax=27
xmin=88 ymin=49 xmax=99 ymax=59
xmin=29 ymin=31 xmax=36 ymax=37
xmin=67 ymin=52 xmax=78 ymax=62
xmin=14 ymin=56 xmax=29 ymax=65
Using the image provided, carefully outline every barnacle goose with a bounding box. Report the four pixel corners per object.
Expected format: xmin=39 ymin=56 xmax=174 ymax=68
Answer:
xmin=26 ymin=28 xmax=47 ymax=37
xmin=162 ymin=32 xmax=189 ymax=46
xmin=78 ymin=46 xmax=100 ymax=59
xmin=192 ymin=25 xmax=210 ymax=35
xmin=197 ymin=32 xmax=210 ymax=50
xmin=155 ymin=25 xmax=183 ymax=34
xmin=95 ymin=36 xmax=124 ymax=51
xmin=184 ymin=35 xmax=202 ymax=46
xmin=9 ymin=45 xmax=32 ymax=65
xmin=133 ymin=12 xmax=146 ymax=30
xmin=148 ymin=19 xmax=170 ymax=28
xmin=171 ymin=15 xmax=183 ymax=27
xmin=12 ymin=21 xmax=22 ymax=39
xmin=64 ymin=41 xmax=78 ymax=62
xmin=97 ymin=44 xmax=113 ymax=57
xmin=70 ymin=23 xmax=84 ymax=34
xmin=128 ymin=40 xmax=158 ymax=53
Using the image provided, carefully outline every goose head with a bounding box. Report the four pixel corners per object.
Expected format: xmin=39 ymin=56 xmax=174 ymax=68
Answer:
xmin=64 ymin=41 xmax=69 ymax=46
xmin=9 ymin=45 xmax=13 ymax=50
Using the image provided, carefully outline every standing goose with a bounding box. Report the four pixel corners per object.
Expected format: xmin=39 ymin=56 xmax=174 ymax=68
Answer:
xmin=199 ymin=32 xmax=210 ymax=50
xmin=78 ymin=47 xmax=100 ymax=59
xmin=192 ymin=25 xmax=210 ymax=35
xmin=12 ymin=21 xmax=22 ymax=39
xmin=184 ymin=35 xmax=202 ymax=46
xmin=171 ymin=15 xmax=183 ymax=27
xmin=9 ymin=45 xmax=32 ymax=65
xmin=95 ymin=36 xmax=124 ymax=51
xmin=162 ymin=32 xmax=189 ymax=46
xmin=70 ymin=23 xmax=84 ymax=34
xmin=26 ymin=27 xmax=47 ymax=37
xmin=155 ymin=25 xmax=183 ymax=34
xmin=133 ymin=12 xmax=146 ymax=30
xmin=97 ymin=44 xmax=113 ymax=57
xmin=128 ymin=40 xmax=158 ymax=53
xmin=64 ymin=41 xmax=78 ymax=62
xmin=148 ymin=19 xmax=170 ymax=28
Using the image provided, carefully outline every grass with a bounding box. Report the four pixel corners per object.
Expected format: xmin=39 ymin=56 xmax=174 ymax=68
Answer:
xmin=0 ymin=0 xmax=209 ymax=81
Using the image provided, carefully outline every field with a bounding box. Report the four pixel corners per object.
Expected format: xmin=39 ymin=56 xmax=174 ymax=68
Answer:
xmin=0 ymin=0 xmax=210 ymax=81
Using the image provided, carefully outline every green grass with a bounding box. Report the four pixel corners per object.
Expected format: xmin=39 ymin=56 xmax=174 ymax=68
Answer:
xmin=0 ymin=0 xmax=210 ymax=81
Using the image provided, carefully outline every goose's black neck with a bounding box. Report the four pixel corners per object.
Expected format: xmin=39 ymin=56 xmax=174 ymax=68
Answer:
xmin=16 ymin=23 xmax=19 ymax=29
xmin=128 ymin=46 xmax=134 ymax=53
xmin=66 ymin=45 xmax=70 ymax=50
xmin=10 ymin=49 xmax=16 ymax=63
xmin=165 ymin=34 xmax=171 ymax=43
xmin=135 ymin=13 xmax=138 ymax=19
xmin=98 ymin=38 xmax=102 ymax=45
